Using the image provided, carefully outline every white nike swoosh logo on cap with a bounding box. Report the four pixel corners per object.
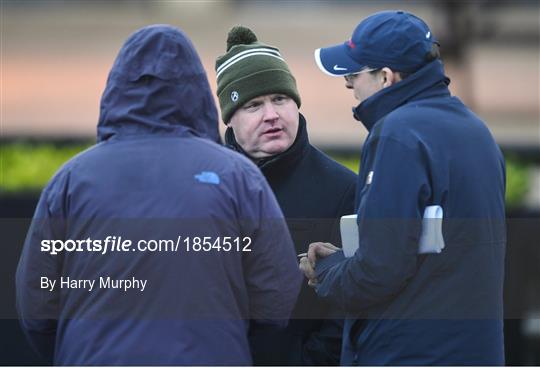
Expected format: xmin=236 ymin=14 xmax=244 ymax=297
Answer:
xmin=426 ymin=31 xmax=431 ymax=39
xmin=333 ymin=65 xmax=348 ymax=71
xmin=314 ymin=49 xmax=339 ymax=77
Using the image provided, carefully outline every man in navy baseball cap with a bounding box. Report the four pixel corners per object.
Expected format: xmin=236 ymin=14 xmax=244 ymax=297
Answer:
xmin=301 ymin=9 xmax=506 ymax=366
xmin=315 ymin=10 xmax=438 ymax=76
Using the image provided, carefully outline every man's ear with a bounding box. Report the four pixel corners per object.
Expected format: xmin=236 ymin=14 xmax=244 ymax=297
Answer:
xmin=380 ymin=67 xmax=398 ymax=88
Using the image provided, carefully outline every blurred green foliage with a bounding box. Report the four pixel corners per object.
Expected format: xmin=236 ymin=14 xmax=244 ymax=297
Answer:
xmin=333 ymin=156 xmax=359 ymax=173
xmin=0 ymin=143 xmax=533 ymax=208
xmin=0 ymin=142 xmax=91 ymax=193
xmin=504 ymin=155 xmax=531 ymax=209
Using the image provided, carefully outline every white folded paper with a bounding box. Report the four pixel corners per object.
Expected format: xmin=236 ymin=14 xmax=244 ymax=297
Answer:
xmin=418 ymin=205 xmax=445 ymax=254
xmin=340 ymin=205 xmax=445 ymax=258
xmin=340 ymin=215 xmax=360 ymax=257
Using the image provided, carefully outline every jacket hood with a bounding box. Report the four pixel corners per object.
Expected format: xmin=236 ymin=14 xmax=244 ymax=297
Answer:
xmin=353 ymin=60 xmax=450 ymax=131
xmin=97 ymin=24 xmax=220 ymax=143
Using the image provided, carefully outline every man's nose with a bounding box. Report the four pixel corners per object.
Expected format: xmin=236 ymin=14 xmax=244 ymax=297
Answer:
xmin=262 ymin=102 xmax=279 ymax=122
xmin=345 ymin=80 xmax=354 ymax=89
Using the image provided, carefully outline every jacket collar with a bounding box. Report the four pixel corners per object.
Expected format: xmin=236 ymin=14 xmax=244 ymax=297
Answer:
xmin=225 ymin=113 xmax=310 ymax=172
xmin=353 ymin=60 xmax=450 ymax=132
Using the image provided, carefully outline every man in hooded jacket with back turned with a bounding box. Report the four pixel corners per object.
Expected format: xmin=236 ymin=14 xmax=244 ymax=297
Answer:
xmin=16 ymin=25 xmax=301 ymax=365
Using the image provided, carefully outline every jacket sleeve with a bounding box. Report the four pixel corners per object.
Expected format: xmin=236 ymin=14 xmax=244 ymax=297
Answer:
xmin=315 ymin=137 xmax=430 ymax=313
xmin=237 ymin=163 xmax=303 ymax=326
xmin=15 ymin=170 xmax=70 ymax=362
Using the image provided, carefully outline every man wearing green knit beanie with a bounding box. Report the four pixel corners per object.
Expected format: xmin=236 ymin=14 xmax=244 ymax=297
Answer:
xmin=215 ymin=26 xmax=357 ymax=366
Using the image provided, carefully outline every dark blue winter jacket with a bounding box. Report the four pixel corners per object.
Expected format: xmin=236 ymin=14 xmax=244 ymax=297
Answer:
xmin=16 ymin=25 xmax=302 ymax=365
xmin=315 ymin=60 xmax=506 ymax=365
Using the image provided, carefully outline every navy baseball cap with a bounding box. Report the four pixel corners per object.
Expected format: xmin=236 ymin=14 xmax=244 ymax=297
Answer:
xmin=315 ymin=10 xmax=437 ymax=76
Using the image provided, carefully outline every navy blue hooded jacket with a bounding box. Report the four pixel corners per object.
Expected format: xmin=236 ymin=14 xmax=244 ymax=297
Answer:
xmin=315 ymin=60 xmax=506 ymax=365
xmin=16 ymin=25 xmax=302 ymax=365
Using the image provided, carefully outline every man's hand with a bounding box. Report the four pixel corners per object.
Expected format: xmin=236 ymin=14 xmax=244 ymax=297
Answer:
xmin=299 ymin=242 xmax=339 ymax=287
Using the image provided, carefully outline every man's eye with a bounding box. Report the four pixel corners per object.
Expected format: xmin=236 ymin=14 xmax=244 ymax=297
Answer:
xmin=273 ymin=96 xmax=289 ymax=104
xmin=244 ymin=103 xmax=260 ymax=110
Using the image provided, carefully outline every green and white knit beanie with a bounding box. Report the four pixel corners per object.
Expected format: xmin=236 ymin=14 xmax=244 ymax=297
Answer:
xmin=215 ymin=26 xmax=301 ymax=124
